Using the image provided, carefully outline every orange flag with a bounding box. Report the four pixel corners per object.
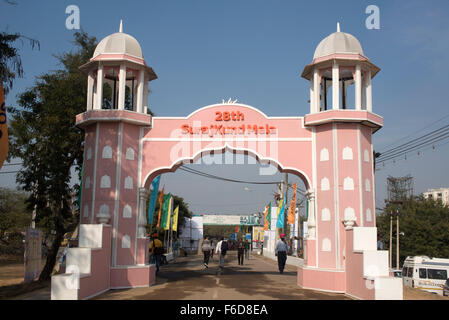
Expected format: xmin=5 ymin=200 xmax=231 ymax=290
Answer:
xmin=0 ymin=84 xmax=8 ymax=169
xmin=288 ymin=183 xmax=297 ymax=224
xmin=263 ymin=203 xmax=270 ymax=231
xmin=156 ymin=186 xmax=165 ymax=228
xmin=235 ymin=225 xmax=239 ymax=233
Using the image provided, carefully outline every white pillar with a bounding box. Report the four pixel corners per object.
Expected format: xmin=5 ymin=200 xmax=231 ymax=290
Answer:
xmin=95 ymin=64 xmax=104 ymax=110
xmin=118 ymin=63 xmax=127 ymax=110
xmin=366 ymin=70 xmax=373 ymax=112
xmin=310 ymin=76 xmax=315 ymax=114
xmin=87 ymin=71 xmax=94 ymax=110
xmin=306 ymin=190 xmax=316 ymax=239
xmin=143 ymin=75 xmax=149 ymax=114
xmin=138 ymin=188 xmax=148 ymax=238
xmin=361 ymin=73 xmax=366 ymax=110
xmin=355 ymin=64 xmax=362 ymax=110
xmin=332 ymin=63 xmax=340 ymax=110
xmin=136 ymin=70 xmax=144 ymax=113
xmin=313 ymin=69 xmax=320 ymax=113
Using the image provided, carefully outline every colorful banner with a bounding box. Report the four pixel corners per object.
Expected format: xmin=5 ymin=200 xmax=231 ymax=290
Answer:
xmin=159 ymin=192 xmax=170 ymax=229
xmin=288 ymin=183 xmax=297 ymax=224
xmin=172 ymin=205 xmax=179 ymax=232
xmin=235 ymin=225 xmax=239 ymax=233
xmin=156 ymin=187 xmax=165 ymax=227
xmin=0 ymin=84 xmax=8 ymax=169
xmin=276 ymin=196 xmax=286 ymax=229
xmin=264 ymin=202 xmax=271 ymax=231
xmin=163 ymin=195 xmax=173 ymax=230
xmin=147 ymin=175 xmax=161 ymax=226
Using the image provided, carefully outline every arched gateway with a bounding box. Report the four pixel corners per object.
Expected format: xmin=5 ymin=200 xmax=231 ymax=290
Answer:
xmin=51 ymin=23 xmax=403 ymax=300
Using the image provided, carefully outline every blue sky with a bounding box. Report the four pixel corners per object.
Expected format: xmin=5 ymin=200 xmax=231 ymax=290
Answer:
xmin=1 ymin=0 xmax=449 ymax=215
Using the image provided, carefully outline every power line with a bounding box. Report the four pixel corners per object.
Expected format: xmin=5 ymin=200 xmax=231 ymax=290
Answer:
xmin=377 ymin=124 xmax=449 ymax=159
xmin=178 ymin=166 xmax=281 ymax=185
xmin=377 ymin=131 xmax=449 ymax=163
xmin=378 ymin=113 xmax=449 ymax=152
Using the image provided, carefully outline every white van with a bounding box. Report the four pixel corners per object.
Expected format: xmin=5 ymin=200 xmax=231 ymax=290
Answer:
xmin=402 ymin=256 xmax=449 ymax=295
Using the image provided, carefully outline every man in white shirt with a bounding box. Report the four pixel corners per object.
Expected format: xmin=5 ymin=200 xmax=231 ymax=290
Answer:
xmin=215 ymin=237 xmax=228 ymax=273
xmin=275 ymin=233 xmax=289 ymax=274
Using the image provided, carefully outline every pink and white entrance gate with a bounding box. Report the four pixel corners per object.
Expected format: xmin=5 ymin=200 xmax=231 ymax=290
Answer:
xmin=50 ymin=24 xmax=403 ymax=300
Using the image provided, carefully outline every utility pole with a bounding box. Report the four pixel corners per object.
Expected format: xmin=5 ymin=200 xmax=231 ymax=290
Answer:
xmin=389 ymin=211 xmax=393 ymax=270
xmin=396 ymin=209 xmax=400 ymax=269
xmin=284 ymin=173 xmax=288 ymax=234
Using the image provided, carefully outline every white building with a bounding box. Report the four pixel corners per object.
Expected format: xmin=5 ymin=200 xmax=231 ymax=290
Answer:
xmin=423 ymin=188 xmax=449 ymax=206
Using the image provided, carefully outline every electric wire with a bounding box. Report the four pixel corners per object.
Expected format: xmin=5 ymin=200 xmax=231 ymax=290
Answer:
xmin=377 ymin=124 xmax=449 ymax=159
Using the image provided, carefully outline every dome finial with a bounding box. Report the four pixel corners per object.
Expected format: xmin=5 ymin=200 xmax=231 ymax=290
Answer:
xmin=337 ymin=22 xmax=341 ymax=32
xmin=119 ymin=20 xmax=123 ymax=33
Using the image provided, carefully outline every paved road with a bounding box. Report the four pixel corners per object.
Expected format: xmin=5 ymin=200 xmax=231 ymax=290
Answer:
xmin=94 ymin=251 xmax=350 ymax=300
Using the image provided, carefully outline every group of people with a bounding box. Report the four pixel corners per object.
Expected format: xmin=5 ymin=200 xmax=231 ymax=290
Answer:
xmin=201 ymin=234 xmax=289 ymax=274
xmin=149 ymin=232 xmax=291 ymax=275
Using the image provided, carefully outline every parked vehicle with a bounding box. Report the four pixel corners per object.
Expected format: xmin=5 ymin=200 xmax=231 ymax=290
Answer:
xmin=443 ymin=279 xmax=449 ymax=297
xmin=402 ymin=256 xmax=449 ymax=295
xmin=392 ymin=269 xmax=402 ymax=278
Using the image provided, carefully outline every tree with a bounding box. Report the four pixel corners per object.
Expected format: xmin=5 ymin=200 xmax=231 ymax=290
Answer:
xmin=7 ymin=31 xmax=97 ymax=281
xmin=0 ymin=187 xmax=31 ymax=243
xmin=377 ymin=196 xmax=449 ymax=265
xmin=0 ymin=26 xmax=40 ymax=95
xmin=147 ymin=192 xmax=193 ymax=238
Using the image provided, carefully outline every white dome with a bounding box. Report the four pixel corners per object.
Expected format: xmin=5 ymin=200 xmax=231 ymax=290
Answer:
xmin=313 ymin=31 xmax=364 ymax=60
xmin=93 ymin=32 xmax=143 ymax=59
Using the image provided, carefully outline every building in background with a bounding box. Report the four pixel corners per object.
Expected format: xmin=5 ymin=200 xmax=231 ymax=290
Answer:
xmin=423 ymin=188 xmax=449 ymax=206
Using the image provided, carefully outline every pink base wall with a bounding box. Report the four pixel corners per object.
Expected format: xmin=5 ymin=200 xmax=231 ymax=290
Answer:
xmin=297 ymin=267 xmax=346 ymax=293
xmin=345 ymin=229 xmax=375 ymax=300
xmin=79 ymin=225 xmax=112 ymax=300
xmin=110 ymin=265 xmax=155 ymax=288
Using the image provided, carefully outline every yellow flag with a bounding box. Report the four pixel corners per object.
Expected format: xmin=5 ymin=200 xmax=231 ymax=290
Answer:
xmin=164 ymin=196 xmax=173 ymax=230
xmin=0 ymin=84 xmax=8 ymax=169
xmin=172 ymin=206 xmax=179 ymax=232
xmin=288 ymin=183 xmax=297 ymax=224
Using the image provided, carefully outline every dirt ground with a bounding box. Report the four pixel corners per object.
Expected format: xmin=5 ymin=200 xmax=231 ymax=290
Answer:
xmin=1 ymin=253 xmax=448 ymax=300
xmin=0 ymin=256 xmax=25 ymax=287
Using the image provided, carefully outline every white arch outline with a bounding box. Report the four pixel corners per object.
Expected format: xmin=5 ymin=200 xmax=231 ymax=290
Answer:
xmin=141 ymin=142 xmax=312 ymax=190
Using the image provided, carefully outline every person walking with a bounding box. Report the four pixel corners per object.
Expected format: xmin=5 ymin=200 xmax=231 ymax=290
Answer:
xmin=275 ymin=233 xmax=289 ymax=274
xmin=215 ymin=237 xmax=228 ymax=274
xmin=149 ymin=233 xmax=164 ymax=274
xmin=244 ymin=239 xmax=250 ymax=261
xmin=210 ymin=239 xmax=215 ymax=260
xmin=172 ymin=237 xmax=179 ymax=263
xmin=237 ymin=239 xmax=245 ymax=265
xmin=202 ymin=236 xmax=212 ymax=268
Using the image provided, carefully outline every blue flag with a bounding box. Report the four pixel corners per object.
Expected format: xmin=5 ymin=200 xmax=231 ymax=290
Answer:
xmin=147 ymin=176 xmax=161 ymax=226
xmin=276 ymin=197 xmax=286 ymax=229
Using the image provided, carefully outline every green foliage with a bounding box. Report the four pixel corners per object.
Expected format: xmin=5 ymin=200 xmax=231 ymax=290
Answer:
xmin=0 ymin=188 xmax=31 ymax=255
xmin=0 ymin=188 xmax=31 ymax=238
xmin=377 ymin=196 xmax=449 ymax=265
xmin=146 ymin=191 xmax=193 ymax=237
xmin=7 ymin=31 xmax=97 ymax=280
xmin=0 ymin=31 xmax=39 ymax=95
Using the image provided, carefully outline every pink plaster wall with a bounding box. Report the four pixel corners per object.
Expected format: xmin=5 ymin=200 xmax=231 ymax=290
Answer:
xmin=360 ymin=126 xmax=375 ymax=227
xmin=298 ymin=267 xmax=346 ymax=292
xmin=336 ymin=123 xmax=361 ymax=269
xmin=81 ymin=125 xmax=96 ymax=224
xmin=78 ymin=225 xmax=112 ymax=300
xmin=141 ymin=105 xmax=314 ymax=189
xmin=116 ymin=123 xmax=140 ymax=266
xmin=315 ymin=123 xmax=337 ymax=269
xmin=345 ymin=229 xmax=375 ymax=300
xmin=110 ymin=266 xmax=152 ymax=288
